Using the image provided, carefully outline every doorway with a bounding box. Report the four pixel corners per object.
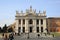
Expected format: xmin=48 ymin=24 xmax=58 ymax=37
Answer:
xmin=29 ymin=27 xmax=33 ymax=33
xmin=18 ymin=27 xmax=21 ymax=33
xmin=23 ymin=27 xmax=25 ymax=33
xmin=37 ymin=27 xmax=39 ymax=33
xmin=41 ymin=27 xmax=43 ymax=32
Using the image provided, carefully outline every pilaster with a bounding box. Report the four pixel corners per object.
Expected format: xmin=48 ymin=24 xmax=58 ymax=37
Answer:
xmin=39 ymin=19 xmax=41 ymax=32
xmin=33 ymin=19 xmax=36 ymax=33
xmin=43 ymin=19 xmax=47 ymax=33
xmin=25 ymin=19 xmax=28 ymax=33
xmin=21 ymin=19 xmax=23 ymax=33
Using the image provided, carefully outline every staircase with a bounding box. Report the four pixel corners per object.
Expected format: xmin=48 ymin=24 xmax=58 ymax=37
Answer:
xmin=14 ymin=33 xmax=53 ymax=39
xmin=13 ymin=33 xmax=54 ymax=40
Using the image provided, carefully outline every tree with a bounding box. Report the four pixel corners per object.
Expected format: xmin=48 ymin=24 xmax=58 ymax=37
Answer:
xmin=8 ymin=27 xmax=13 ymax=32
xmin=3 ymin=24 xmax=7 ymax=33
xmin=0 ymin=27 xmax=2 ymax=33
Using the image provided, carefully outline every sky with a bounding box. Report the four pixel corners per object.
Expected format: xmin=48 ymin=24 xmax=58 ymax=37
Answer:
xmin=0 ymin=0 xmax=60 ymax=27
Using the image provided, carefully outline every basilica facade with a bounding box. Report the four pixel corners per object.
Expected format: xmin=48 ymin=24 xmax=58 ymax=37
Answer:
xmin=15 ymin=6 xmax=47 ymax=33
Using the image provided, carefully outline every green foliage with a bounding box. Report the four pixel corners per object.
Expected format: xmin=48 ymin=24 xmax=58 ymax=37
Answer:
xmin=3 ymin=24 xmax=7 ymax=33
xmin=51 ymin=32 xmax=60 ymax=37
xmin=54 ymin=33 xmax=60 ymax=37
xmin=0 ymin=27 xmax=2 ymax=33
xmin=0 ymin=24 xmax=14 ymax=33
xmin=8 ymin=27 xmax=13 ymax=32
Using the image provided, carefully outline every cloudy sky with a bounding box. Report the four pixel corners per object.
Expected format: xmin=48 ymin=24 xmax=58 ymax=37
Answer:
xmin=0 ymin=0 xmax=60 ymax=27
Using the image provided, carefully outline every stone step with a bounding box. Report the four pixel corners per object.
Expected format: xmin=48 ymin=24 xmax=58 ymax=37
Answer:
xmin=14 ymin=33 xmax=53 ymax=38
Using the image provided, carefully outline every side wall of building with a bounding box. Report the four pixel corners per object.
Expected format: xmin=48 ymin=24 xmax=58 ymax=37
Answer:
xmin=47 ymin=18 xmax=60 ymax=32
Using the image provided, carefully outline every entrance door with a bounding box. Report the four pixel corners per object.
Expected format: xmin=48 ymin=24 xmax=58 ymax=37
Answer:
xmin=41 ymin=27 xmax=43 ymax=32
xmin=29 ymin=27 xmax=32 ymax=33
xmin=23 ymin=27 xmax=25 ymax=33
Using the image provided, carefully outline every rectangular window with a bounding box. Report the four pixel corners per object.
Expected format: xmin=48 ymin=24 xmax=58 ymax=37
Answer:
xmin=36 ymin=19 xmax=39 ymax=24
xmin=23 ymin=19 xmax=25 ymax=24
xmin=19 ymin=19 xmax=21 ymax=24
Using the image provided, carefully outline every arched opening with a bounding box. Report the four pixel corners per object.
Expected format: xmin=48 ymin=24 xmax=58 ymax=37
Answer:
xmin=29 ymin=27 xmax=33 ymax=33
xmin=41 ymin=27 xmax=43 ymax=32
xmin=23 ymin=27 xmax=25 ymax=33
xmin=36 ymin=27 xmax=39 ymax=33
xmin=29 ymin=19 xmax=33 ymax=24
xmin=18 ymin=27 xmax=21 ymax=33
xmin=41 ymin=19 xmax=43 ymax=25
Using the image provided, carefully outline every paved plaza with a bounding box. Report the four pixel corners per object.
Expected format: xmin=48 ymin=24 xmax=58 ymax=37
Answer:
xmin=0 ymin=37 xmax=60 ymax=40
xmin=0 ymin=33 xmax=60 ymax=40
xmin=13 ymin=35 xmax=60 ymax=40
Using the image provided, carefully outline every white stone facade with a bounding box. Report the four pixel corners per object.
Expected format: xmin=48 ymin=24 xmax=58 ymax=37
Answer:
xmin=15 ymin=6 xmax=47 ymax=33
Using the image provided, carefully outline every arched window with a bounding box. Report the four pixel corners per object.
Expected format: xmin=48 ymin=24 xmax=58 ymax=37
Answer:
xmin=29 ymin=19 xmax=33 ymax=24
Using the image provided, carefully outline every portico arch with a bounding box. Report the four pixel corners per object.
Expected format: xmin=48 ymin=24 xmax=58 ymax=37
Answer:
xmin=41 ymin=27 xmax=43 ymax=32
xmin=29 ymin=27 xmax=33 ymax=33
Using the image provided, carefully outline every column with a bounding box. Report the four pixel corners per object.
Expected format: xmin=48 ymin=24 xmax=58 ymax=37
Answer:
xmin=43 ymin=19 xmax=47 ymax=33
xmin=33 ymin=19 xmax=36 ymax=33
xmin=21 ymin=19 xmax=23 ymax=33
xmin=25 ymin=19 xmax=28 ymax=33
xmin=39 ymin=19 xmax=41 ymax=32
xmin=15 ymin=20 xmax=18 ymax=33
